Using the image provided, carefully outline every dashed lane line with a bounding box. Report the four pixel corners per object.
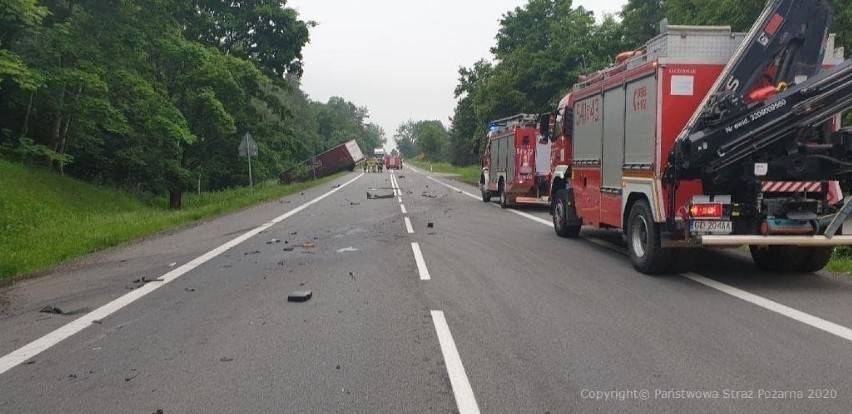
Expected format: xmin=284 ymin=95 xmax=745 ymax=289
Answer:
xmin=431 ymin=310 xmax=481 ymax=414
xmin=411 ymin=242 xmax=431 ymax=280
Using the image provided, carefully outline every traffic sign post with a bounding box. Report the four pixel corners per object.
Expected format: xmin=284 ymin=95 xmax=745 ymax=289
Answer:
xmin=239 ymin=132 xmax=258 ymax=192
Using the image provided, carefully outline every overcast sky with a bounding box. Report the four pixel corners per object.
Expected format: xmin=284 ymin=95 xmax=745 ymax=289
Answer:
xmin=287 ymin=0 xmax=627 ymax=149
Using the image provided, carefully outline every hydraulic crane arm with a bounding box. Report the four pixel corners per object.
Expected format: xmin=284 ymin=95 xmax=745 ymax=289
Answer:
xmin=666 ymin=0 xmax=852 ymax=183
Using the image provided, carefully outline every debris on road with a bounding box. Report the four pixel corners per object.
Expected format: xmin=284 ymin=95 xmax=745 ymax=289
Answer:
xmin=421 ymin=192 xmax=438 ymax=198
xmin=283 ymin=246 xmax=295 ymax=252
xmin=39 ymin=306 xmax=63 ymax=315
xmin=290 ymin=231 xmax=298 ymax=235
xmin=124 ymin=369 xmax=138 ymax=382
xmin=350 ymin=202 xmax=361 ymax=206
xmin=302 ymin=241 xmax=316 ymax=249
xmin=168 ymin=262 xmax=177 ymax=267
xmin=288 ymin=291 xmax=313 ymax=302
xmin=244 ymin=250 xmax=260 ymax=256
xmin=267 ymin=238 xmax=281 ymax=244
xmin=333 ymin=184 xmax=341 ymax=188
xmin=427 ymin=223 xmax=434 ymax=228
xmin=336 ymin=247 xmax=358 ymax=253
xmin=366 ymin=189 xmax=394 ymax=199
xmin=219 ymin=357 xmax=234 ymax=362
xmin=398 ymin=175 xmax=405 ymax=179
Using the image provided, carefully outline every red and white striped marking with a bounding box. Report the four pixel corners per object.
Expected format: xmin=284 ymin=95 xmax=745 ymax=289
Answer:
xmin=761 ymin=181 xmax=842 ymax=204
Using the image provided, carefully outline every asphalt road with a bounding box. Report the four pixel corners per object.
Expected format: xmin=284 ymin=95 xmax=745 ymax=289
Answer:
xmin=2 ymin=166 xmax=852 ymax=413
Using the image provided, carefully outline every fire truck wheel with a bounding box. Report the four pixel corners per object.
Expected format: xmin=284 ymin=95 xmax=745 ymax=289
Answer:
xmin=553 ymin=189 xmax=580 ymax=238
xmin=627 ymin=200 xmax=672 ymax=274
xmin=499 ymin=184 xmax=509 ymax=209
xmin=748 ymin=245 xmax=807 ymax=272
xmin=797 ymin=246 xmax=833 ymax=273
xmin=481 ymin=190 xmax=492 ymax=202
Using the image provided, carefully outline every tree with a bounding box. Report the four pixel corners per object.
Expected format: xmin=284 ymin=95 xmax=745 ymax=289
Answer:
xmin=620 ymin=0 xmax=664 ymax=48
xmin=178 ymin=0 xmax=314 ymax=79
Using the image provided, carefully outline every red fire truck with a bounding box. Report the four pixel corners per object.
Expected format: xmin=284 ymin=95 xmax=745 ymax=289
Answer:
xmin=385 ymin=155 xmax=402 ymax=170
xmin=547 ymin=0 xmax=852 ymax=274
xmin=480 ymin=114 xmax=552 ymax=207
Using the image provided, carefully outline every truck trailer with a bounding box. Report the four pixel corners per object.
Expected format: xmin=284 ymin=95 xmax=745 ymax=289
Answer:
xmin=547 ymin=0 xmax=852 ymax=274
xmin=480 ymin=114 xmax=552 ymax=208
xmin=279 ymin=140 xmax=365 ymax=184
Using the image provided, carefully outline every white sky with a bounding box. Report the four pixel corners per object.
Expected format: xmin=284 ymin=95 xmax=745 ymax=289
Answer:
xmin=287 ymin=0 xmax=627 ymax=148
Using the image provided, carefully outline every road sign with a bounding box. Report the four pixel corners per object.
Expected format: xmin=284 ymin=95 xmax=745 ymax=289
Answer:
xmin=239 ymin=132 xmax=258 ymax=157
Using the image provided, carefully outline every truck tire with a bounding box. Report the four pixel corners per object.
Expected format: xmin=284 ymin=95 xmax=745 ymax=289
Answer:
xmin=749 ymin=245 xmax=807 ymax=272
xmin=499 ymin=183 xmax=509 ymax=209
xmin=627 ymin=200 xmax=671 ymax=274
xmin=553 ymin=189 xmax=581 ymax=238
xmin=797 ymin=246 xmax=834 ymax=273
xmin=482 ymin=190 xmax=491 ymax=202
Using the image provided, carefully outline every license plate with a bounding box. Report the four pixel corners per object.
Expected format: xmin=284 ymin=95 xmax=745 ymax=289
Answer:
xmin=690 ymin=220 xmax=732 ymax=234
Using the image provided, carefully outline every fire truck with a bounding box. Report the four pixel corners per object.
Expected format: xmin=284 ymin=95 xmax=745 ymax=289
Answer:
xmin=480 ymin=114 xmax=552 ymax=207
xmin=547 ymin=0 xmax=852 ymax=274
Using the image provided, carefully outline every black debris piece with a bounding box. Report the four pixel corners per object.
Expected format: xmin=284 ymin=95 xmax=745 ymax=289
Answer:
xmin=39 ymin=306 xmax=63 ymax=315
xmin=267 ymin=238 xmax=281 ymax=244
xmin=290 ymin=231 xmax=298 ymax=235
xmin=92 ymin=320 xmax=102 ymax=325
xmin=427 ymin=223 xmax=434 ymax=228
xmin=132 ymin=279 xmax=141 ymax=284
xmin=350 ymin=202 xmax=360 ymax=206
xmin=288 ymin=291 xmax=313 ymax=302
xmin=185 ymin=288 xmax=196 ymax=292
xmin=333 ymin=184 xmax=341 ymax=188
xmin=244 ymin=250 xmax=260 ymax=255
xmin=220 ymin=357 xmax=234 ymax=362
xmin=283 ymin=247 xmax=295 ymax=252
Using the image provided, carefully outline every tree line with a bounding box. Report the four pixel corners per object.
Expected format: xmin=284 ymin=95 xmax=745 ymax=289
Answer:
xmin=394 ymin=0 xmax=852 ymax=166
xmin=0 ymin=0 xmax=385 ymax=208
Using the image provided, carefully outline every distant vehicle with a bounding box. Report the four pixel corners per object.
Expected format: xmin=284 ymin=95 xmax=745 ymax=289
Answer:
xmin=279 ymin=140 xmax=364 ymax=184
xmin=374 ymin=148 xmax=386 ymax=157
xmin=385 ymin=156 xmax=402 ymax=170
xmin=480 ymin=113 xmax=552 ymax=208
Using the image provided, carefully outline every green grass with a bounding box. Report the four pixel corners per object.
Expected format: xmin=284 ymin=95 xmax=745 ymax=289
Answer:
xmin=0 ymin=160 xmax=346 ymax=280
xmin=409 ymin=160 xmax=481 ymax=186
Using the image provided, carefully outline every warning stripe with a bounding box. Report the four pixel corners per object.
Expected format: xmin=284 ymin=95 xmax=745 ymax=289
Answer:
xmin=761 ymin=181 xmax=842 ymax=204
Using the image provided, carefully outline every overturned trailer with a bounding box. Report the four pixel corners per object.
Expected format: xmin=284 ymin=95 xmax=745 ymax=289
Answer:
xmin=280 ymin=140 xmax=364 ymax=184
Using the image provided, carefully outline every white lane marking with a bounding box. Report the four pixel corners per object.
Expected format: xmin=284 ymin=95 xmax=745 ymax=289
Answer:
xmin=398 ymin=197 xmax=403 ymax=203
xmin=426 ymin=176 xmax=479 ymax=200
xmin=401 ymin=204 xmax=408 ymax=214
xmin=684 ymin=273 xmax=852 ymax=342
xmin=0 ymin=174 xmax=365 ymax=376
xmin=404 ymin=217 xmax=414 ymax=234
xmin=431 ymin=310 xmax=480 ymax=414
xmin=411 ymin=242 xmax=431 ymax=280
xmin=390 ymin=173 xmax=400 ymax=196
xmin=428 ymin=173 xmax=852 ymax=343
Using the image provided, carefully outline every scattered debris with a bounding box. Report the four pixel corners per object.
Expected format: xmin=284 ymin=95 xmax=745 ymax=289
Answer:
xmin=336 ymin=365 xmax=341 ymax=370
xmin=302 ymin=241 xmax=316 ymax=249
xmin=124 ymin=369 xmax=138 ymax=382
xmin=267 ymin=238 xmax=281 ymax=244
xmin=168 ymin=262 xmax=177 ymax=267
xmin=349 ymin=272 xmax=356 ymax=282
xmin=288 ymin=291 xmax=313 ymax=302
xmin=184 ymin=287 xmax=196 ymax=292
xmin=219 ymin=357 xmax=234 ymax=362
xmin=333 ymin=184 xmax=341 ymax=188
xmin=427 ymin=232 xmax=438 ymax=235
xmin=24 ymin=360 xmax=35 ymax=365
xmin=350 ymin=202 xmax=361 ymax=206
xmin=290 ymin=231 xmax=298 ymax=235
xmin=300 ymin=192 xmax=304 ymax=195
xmin=132 ymin=278 xmax=141 ymax=284
xmin=336 ymin=247 xmax=358 ymax=253
xmin=223 ymin=264 xmax=232 ymax=268
xmin=153 ymin=410 xmax=164 ymax=414
xmin=427 ymin=223 xmax=434 ymax=228
xmin=366 ymin=189 xmax=394 ymax=199
xmin=244 ymin=250 xmax=260 ymax=256
xmin=398 ymin=175 xmax=406 ymax=179
xmin=92 ymin=320 xmax=102 ymax=325
xmin=69 ymin=374 xmax=77 ymax=379
xmin=283 ymin=246 xmax=295 ymax=252
xmin=39 ymin=306 xmax=63 ymax=315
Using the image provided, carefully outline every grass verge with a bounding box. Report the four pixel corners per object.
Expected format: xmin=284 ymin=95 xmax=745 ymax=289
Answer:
xmin=408 ymin=160 xmax=481 ymax=186
xmin=0 ymin=160 xmax=347 ymax=280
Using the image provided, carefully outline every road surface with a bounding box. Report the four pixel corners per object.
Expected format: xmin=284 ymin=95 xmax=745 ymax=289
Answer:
xmin=2 ymin=166 xmax=852 ymax=413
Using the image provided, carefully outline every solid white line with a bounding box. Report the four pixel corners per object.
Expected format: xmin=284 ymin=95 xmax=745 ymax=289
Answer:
xmin=684 ymin=273 xmax=852 ymax=342
xmin=398 ymin=197 xmax=403 ymax=203
xmin=401 ymin=204 xmax=408 ymax=214
xmin=404 ymin=217 xmax=414 ymax=234
xmin=426 ymin=176 xmax=480 ymax=200
xmin=0 ymin=173 xmax=365 ymax=376
xmin=411 ymin=242 xmax=431 ymax=280
xmin=431 ymin=310 xmax=480 ymax=414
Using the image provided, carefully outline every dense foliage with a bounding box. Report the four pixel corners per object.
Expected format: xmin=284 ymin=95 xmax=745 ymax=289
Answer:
xmin=0 ymin=0 xmax=384 ymax=208
xmin=406 ymin=0 xmax=852 ymax=166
